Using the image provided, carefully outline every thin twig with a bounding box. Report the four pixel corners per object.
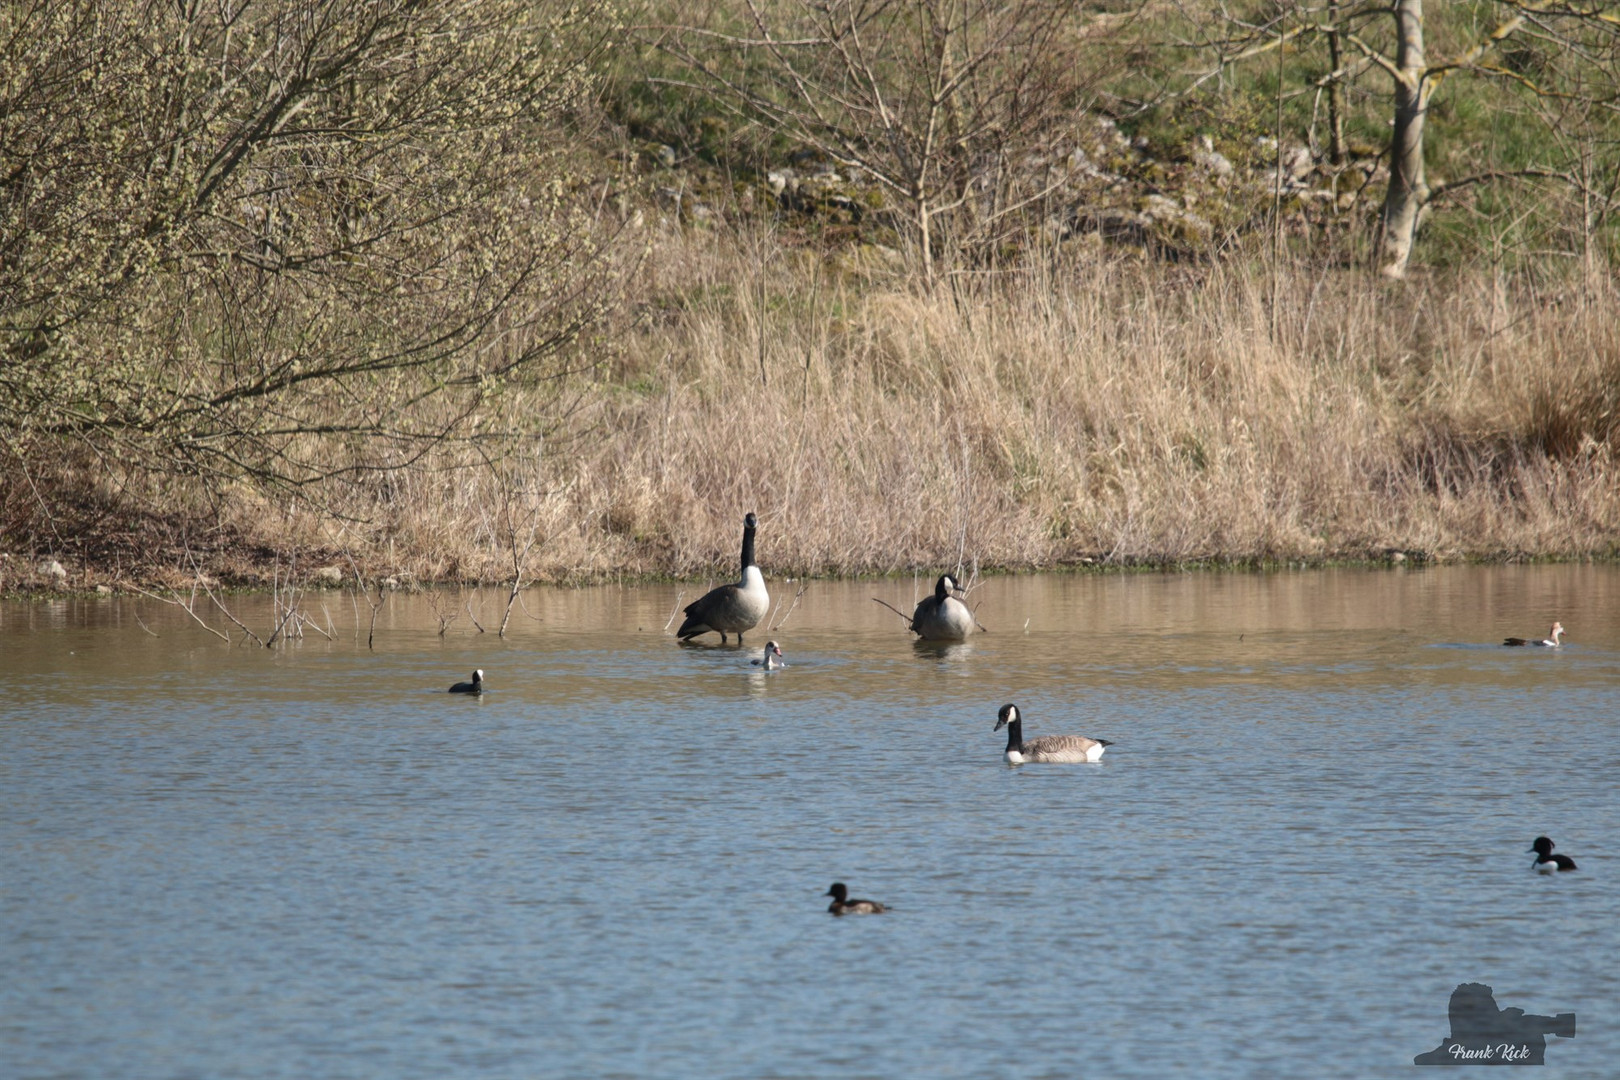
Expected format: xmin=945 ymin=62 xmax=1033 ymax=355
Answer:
xmin=129 ymin=583 xmax=229 ymax=642
xmin=343 ymin=553 xmax=387 ymax=650
xmin=872 ymin=597 xmax=914 ymax=624
xmin=663 ymin=591 xmax=686 ymax=632
xmin=299 ymin=612 xmax=334 ymax=640
xmin=132 ymin=611 xmax=159 ymax=637
xmin=770 ymin=584 xmax=809 ymax=631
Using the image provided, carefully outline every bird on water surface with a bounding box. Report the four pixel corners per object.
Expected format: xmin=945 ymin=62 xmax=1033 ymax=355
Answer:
xmin=1530 ymin=836 xmax=1578 ymax=873
xmin=677 ymin=512 xmax=769 ymax=645
xmin=1504 ymin=622 xmax=1564 ymax=647
xmin=826 ymin=882 xmax=886 ymax=916
xmin=449 ymin=670 xmax=484 ymax=694
xmin=909 ymin=574 xmax=976 ymax=640
xmin=995 ymin=703 xmax=1112 ymax=763
xmin=750 ymin=640 xmax=785 ymax=669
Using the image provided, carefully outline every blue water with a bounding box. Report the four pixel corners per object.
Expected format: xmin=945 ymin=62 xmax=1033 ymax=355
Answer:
xmin=2 ymin=566 xmax=1616 ymax=1077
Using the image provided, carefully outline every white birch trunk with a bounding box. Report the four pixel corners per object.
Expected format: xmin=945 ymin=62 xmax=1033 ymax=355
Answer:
xmin=1380 ymin=0 xmax=1430 ymax=278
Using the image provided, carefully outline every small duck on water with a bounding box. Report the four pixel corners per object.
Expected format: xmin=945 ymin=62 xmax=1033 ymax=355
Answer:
xmin=750 ymin=640 xmax=785 ymax=669
xmin=1504 ymin=622 xmax=1564 ymax=647
xmin=1530 ymin=836 xmax=1578 ymax=873
xmin=449 ymin=670 xmax=484 ymax=694
xmin=825 ymin=882 xmax=886 ymax=915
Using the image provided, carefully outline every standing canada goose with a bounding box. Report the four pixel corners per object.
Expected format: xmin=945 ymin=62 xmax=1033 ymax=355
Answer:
xmin=994 ymin=703 xmax=1112 ymax=763
xmin=910 ymin=574 xmax=975 ymax=640
xmin=449 ymin=669 xmax=484 ymax=694
xmin=825 ymin=882 xmax=886 ymax=915
xmin=1530 ymin=836 xmax=1578 ymax=873
xmin=1504 ymin=622 xmax=1564 ymax=647
xmin=750 ymin=640 xmax=785 ymax=669
xmin=677 ymin=512 xmax=769 ymax=644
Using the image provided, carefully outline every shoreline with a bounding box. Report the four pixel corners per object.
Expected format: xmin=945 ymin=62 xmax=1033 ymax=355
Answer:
xmin=5 ymin=548 xmax=1612 ymax=600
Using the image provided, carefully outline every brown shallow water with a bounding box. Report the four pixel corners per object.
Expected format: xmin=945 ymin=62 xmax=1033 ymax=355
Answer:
xmin=2 ymin=565 xmax=1616 ymax=1077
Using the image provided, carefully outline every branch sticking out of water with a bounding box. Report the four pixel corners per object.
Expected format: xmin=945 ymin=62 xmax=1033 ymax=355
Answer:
xmin=770 ymin=583 xmax=809 ymax=632
xmin=872 ymin=597 xmax=913 ymax=625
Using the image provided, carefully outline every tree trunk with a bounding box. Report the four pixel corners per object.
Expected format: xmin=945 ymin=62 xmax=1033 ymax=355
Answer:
xmin=1380 ymin=0 xmax=1430 ymax=278
xmin=1327 ymin=1 xmax=1346 ymax=166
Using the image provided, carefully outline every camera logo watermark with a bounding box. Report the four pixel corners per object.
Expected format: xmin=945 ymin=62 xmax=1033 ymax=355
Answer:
xmin=1415 ymin=983 xmax=1575 ymax=1066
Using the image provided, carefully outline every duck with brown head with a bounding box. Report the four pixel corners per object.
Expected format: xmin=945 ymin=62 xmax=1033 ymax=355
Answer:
xmin=1504 ymin=623 xmax=1564 ymax=647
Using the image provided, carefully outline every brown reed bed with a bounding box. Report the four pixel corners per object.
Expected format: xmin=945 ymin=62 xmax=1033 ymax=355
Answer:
xmin=9 ymin=228 xmax=1620 ymax=592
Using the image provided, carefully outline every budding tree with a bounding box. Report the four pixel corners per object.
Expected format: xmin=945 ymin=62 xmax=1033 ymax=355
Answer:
xmin=0 ymin=0 xmax=618 ymax=523
xmin=653 ymin=0 xmax=1106 ymax=285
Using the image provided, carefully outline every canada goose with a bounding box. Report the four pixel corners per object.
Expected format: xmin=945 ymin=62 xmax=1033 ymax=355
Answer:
xmin=994 ymin=703 xmax=1112 ymax=763
xmin=750 ymin=640 xmax=785 ymax=669
xmin=449 ymin=670 xmax=484 ymax=694
xmin=825 ymin=882 xmax=886 ymax=916
xmin=910 ymin=574 xmax=975 ymax=640
xmin=1504 ymin=622 xmax=1564 ymax=647
xmin=678 ymin=512 xmax=769 ymax=644
xmin=1530 ymin=836 xmax=1578 ymax=873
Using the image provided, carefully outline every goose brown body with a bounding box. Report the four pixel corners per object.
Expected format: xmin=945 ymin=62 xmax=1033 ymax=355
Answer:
xmin=909 ymin=575 xmax=975 ymax=640
xmin=678 ymin=513 xmax=770 ymax=644
xmin=994 ymin=703 xmax=1111 ymax=763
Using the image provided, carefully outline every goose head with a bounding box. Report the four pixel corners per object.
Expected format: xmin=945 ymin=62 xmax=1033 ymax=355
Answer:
xmin=994 ymin=703 xmax=1020 ymax=731
xmin=935 ymin=574 xmax=959 ymax=599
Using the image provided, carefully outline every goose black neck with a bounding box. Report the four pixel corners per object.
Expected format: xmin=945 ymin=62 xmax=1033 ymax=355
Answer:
xmin=1003 ymin=718 xmax=1022 ymax=754
xmin=740 ymin=521 xmax=756 ymax=572
xmin=935 ymin=577 xmax=950 ymax=599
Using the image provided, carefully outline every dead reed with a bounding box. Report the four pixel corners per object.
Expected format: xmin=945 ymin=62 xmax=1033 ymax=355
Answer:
xmin=41 ymin=226 xmax=1620 ymax=590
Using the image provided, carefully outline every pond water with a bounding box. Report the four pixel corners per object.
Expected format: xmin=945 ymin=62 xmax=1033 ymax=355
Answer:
xmin=2 ymin=565 xmax=1616 ymax=1078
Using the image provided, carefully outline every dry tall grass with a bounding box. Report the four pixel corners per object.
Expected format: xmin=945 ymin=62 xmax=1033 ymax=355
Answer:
xmin=55 ymin=224 xmax=1618 ymax=590
xmin=240 ymin=222 xmax=1618 ymax=587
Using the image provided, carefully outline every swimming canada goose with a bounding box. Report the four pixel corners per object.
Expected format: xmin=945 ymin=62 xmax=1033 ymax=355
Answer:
xmin=910 ymin=574 xmax=975 ymax=640
xmin=1530 ymin=836 xmax=1578 ymax=873
xmin=449 ymin=670 xmax=484 ymax=694
xmin=750 ymin=640 xmax=785 ymax=669
xmin=1504 ymin=622 xmax=1564 ymax=647
xmin=678 ymin=512 xmax=769 ymax=644
xmin=825 ymin=882 xmax=886 ymax=915
xmin=994 ymin=703 xmax=1112 ymax=763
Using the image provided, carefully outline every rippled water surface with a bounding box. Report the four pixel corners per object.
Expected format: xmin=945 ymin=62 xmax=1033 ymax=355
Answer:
xmin=3 ymin=566 xmax=1617 ymax=1078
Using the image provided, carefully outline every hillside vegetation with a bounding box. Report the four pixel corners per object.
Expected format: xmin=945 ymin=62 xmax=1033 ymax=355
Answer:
xmin=4 ymin=0 xmax=1620 ymax=593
